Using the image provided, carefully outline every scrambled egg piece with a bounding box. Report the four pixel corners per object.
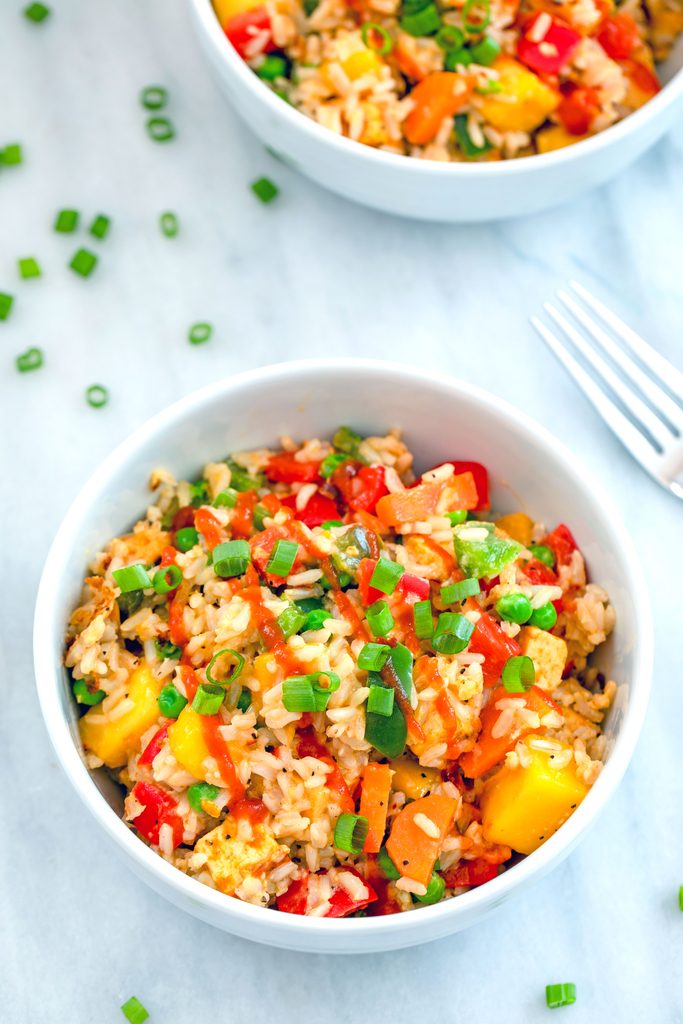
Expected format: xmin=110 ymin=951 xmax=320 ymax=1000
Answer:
xmin=519 ymin=626 xmax=567 ymax=692
xmin=193 ymin=820 xmax=289 ymax=896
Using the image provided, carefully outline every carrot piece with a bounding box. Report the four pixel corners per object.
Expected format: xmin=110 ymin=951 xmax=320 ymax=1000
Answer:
xmin=360 ymin=763 xmax=394 ymax=853
xmin=404 ymin=73 xmax=474 ymax=145
xmin=386 ymin=793 xmax=458 ymax=887
xmin=375 ymin=481 xmax=442 ymax=527
xmin=459 ymin=685 xmax=561 ymax=779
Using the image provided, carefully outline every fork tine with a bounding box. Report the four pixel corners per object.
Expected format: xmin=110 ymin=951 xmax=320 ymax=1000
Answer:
xmin=570 ymin=281 xmax=683 ymax=403
xmin=558 ymin=289 xmax=683 ymax=435
xmin=530 ymin=316 xmax=659 ymax=471
xmin=543 ymin=303 xmax=672 ymax=450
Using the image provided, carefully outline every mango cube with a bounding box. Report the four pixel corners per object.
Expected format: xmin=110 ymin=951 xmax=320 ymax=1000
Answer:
xmin=474 ymin=56 xmax=560 ymax=133
xmin=481 ymin=741 xmax=588 ymax=854
xmin=80 ymin=665 xmax=162 ymax=768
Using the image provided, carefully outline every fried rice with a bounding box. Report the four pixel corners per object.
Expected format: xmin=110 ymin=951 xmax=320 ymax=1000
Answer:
xmin=66 ymin=428 xmax=616 ymax=917
xmin=211 ymin=0 xmax=683 ymax=161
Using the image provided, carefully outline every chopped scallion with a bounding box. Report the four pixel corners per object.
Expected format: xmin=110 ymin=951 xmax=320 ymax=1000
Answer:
xmin=86 ymin=384 xmax=109 ymax=409
xmin=153 ymin=564 xmax=183 ymax=594
xmin=266 ymin=539 xmax=298 ymax=577
xmin=155 ymin=639 xmax=182 ymax=661
xmin=441 ymin=578 xmax=480 ymax=604
xmin=413 ymin=599 xmax=434 ymax=639
xmin=501 ymin=654 xmax=535 ymax=693
xmin=0 ymin=293 xmax=14 ymax=320
xmin=189 ymin=322 xmax=212 ymax=345
xmin=367 ymin=683 xmax=394 ymax=717
xmin=545 ymin=984 xmax=576 ymax=1009
xmin=140 ymin=85 xmax=168 ymax=110
xmin=358 ymin=642 xmax=390 ymax=672
xmin=146 ymin=116 xmax=175 ymax=142
xmin=120 ymin=997 xmax=149 ymax=1024
xmin=213 ymin=539 xmax=251 ymax=578
xmin=24 ymin=2 xmax=51 ymax=22
xmin=69 ymin=248 xmax=98 ymax=277
xmin=2 ymin=143 xmax=23 ymax=166
xmin=432 ymin=612 xmax=474 ymax=654
xmin=334 ymin=812 xmax=369 ymax=854
xmin=369 ymin=556 xmax=404 ymax=596
xmin=54 ymin=208 xmax=79 ymax=233
xmin=366 ymin=599 xmax=394 ymax=638
xmin=16 ymin=346 xmax=43 ymax=372
xmin=187 ymin=781 xmax=220 ymax=813
xmin=205 ymin=648 xmax=245 ymax=686
xmin=159 ymin=210 xmax=179 ymax=237
xmin=251 ymin=177 xmax=279 ymax=203
xmin=18 ymin=256 xmax=41 ymax=279
xmin=277 ymin=603 xmax=307 ymax=639
xmin=192 ymin=682 xmax=225 ymax=716
xmin=112 ymin=564 xmax=152 ymax=593
xmin=89 ymin=214 xmax=111 ymax=240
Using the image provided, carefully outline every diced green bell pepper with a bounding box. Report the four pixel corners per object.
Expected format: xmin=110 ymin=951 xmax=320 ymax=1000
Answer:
xmin=453 ymin=521 xmax=521 ymax=579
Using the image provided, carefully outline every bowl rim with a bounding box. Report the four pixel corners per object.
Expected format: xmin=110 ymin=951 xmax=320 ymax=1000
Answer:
xmin=189 ymin=0 xmax=683 ymax=179
xmin=34 ymin=357 xmax=653 ymax=943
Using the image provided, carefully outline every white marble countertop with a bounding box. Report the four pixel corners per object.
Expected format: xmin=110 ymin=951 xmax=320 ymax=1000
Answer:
xmin=2 ymin=0 xmax=683 ymax=1020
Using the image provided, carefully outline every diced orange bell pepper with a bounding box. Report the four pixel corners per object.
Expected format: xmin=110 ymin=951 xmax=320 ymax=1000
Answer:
xmin=376 ymin=481 xmax=442 ymax=526
xmin=404 ymin=73 xmax=474 ymax=145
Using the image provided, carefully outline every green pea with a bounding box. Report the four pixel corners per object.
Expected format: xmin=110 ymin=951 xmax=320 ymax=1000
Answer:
xmin=529 ymin=602 xmax=558 ymax=631
xmin=73 ymin=679 xmax=105 ymax=706
xmin=496 ymin=592 xmax=533 ymax=624
xmin=415 ymin=872 xmax=446 ymax=904
xmin=157 ymin=683 xmax=188 ymax=718
xmin=175 ymin=526 xmax=199 ymax=553
xmin=529 ymin=544 xmax=555 ymax=569
xmin=188 ymin=782 xmax=221 ymax=814
xmin=304 ymin=609 xmax=331 ymax=631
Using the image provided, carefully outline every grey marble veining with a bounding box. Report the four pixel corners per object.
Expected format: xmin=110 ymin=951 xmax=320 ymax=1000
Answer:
xmin=1 ymin=0 xmax=682 ymax=1021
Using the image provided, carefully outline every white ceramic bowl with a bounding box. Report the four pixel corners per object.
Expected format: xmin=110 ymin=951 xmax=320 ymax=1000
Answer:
xmin=189 ymin=0 xmax=683 ymax=221
xmin=34 ymin=359 xmax=652 ymax=953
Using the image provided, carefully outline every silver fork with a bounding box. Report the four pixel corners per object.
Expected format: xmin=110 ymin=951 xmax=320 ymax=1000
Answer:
xmin=531 ymin=281 xmax=683 ymax=501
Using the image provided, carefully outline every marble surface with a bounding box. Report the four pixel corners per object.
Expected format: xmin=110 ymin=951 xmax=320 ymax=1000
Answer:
xmin=2 ymin=0 xmax=683 ymax=1020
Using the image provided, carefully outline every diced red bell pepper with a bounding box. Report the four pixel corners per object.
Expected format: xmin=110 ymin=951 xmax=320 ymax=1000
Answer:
xmin=277 ymin=874 xmax=310 ymax=915
xmin=195 ymin=507 xmax=224 ymax=551
xmin=331 ymin=463 xmax=389 ymax=515
xmin=542 ymin=523 xmax=578 ymax=568
xmin=357 ymin=557 xmax=429 ymax=606
xmin=281 ymin=491 xmax=340 ymax=529
xmin=521 ymin=558 xmax=557 ymax=586
xmin=325 ymin=871 xmax=378 ymax=918
xmin=557 ymin=84 xmax=601 ymax=135
xmin=598 ymin=12 xmax=640 ymax=59
xmin=443 ymin=857 xmax=500 ymax=888
xmin=397 ymin=571 xmax=430 ymax=603
xmin=467 ymin=604 xmax=521 ymax=688
xmin=296 ymin=727 xmax=355 ymax=812
xmin=446 ymin=461 xmax=490 ymax=511
xmin=517 ymin=14 xmax=581 ymax=74
xmin=131 ymin=781 xmax=184 ymax=848
xmin=138 ymin=724 xmax=170 ymax=767
xmin=264 ymin=452 xmax=322 ymax=484
xmin=224 ymin=7 xmax=275 ymax=60
xmin=277 ymin=869 xmax=377 ymax=917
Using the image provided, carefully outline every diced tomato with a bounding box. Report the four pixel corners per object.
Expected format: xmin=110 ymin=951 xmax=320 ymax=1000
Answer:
xmin=467 ymin=604 xmax=521 ymax=688
xmin=517 ymin=14 xmax=581 ymax=74
xmin=542 ymin=523 xmax=578 ymax=567
xmin=277 ymin=875 xmax=309 ymax=915
xmin=264 ymin=452 xmax=322 ymax=484
xmin=224 ymin=7 xmax=275 ymax=60
xmin=444 ymin=857 xmax=500 ymax=888
xmin=280 ymin=491 xmax=340 ymax=529
xmin=131 ymin=781 xmax=183 ymax=848
xmin=598 ymin=12 xmax=640 ymax=59
xmin=558 ymin=84 xmax=601 ymax=135
xmin=331 ymin=462 xmax=389 ymax=515
xmin=447 ymin=461 xmax=490 ymax=511
xmin=194 ymin=507 xmax=224 ymax=551
xmin=138 ymin=724 xmax=169 ymax=767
